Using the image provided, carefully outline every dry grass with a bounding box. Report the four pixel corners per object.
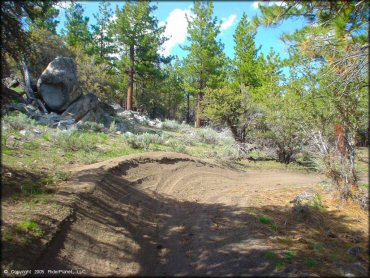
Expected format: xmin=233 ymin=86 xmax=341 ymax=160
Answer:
xmin=248 ymin=189 xmax=368 ymax=276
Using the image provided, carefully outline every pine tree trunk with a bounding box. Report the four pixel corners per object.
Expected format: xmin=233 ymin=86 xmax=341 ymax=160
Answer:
xmin=334 ymin=122 xmax=346 ymax=157
xmin=140 ymin=79 xmax=144 ymax=112
xmin=126 ymin=45 xmax=134 ymax=111
xmin=168 ymin=91 xmax=171 ymax=119
xmin=100 ymin=29 xmax=103 ymax=60
xmin=225 ymin=119 xmax=238 ymax=140
xmin=134 ymin=78 xmax=137 ymax=110
xmin=186 ymin=92 xmax=190 ymax=123
xmin=196 ymin=75 xmax=204 ymax=128
xmin=195 ymin=92 xmax=203 ymax=128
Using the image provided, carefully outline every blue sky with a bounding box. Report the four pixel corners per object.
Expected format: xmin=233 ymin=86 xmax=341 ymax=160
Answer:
xmin=55 ymin=1 xmax=307 ymax=61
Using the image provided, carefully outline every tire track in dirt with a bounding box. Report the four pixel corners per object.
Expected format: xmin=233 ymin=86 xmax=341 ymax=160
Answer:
xmin=34 ymin=152 xmax=323 ymax=276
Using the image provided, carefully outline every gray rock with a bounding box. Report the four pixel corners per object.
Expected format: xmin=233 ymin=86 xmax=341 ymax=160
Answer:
xmin=37 ymin=56 xmax=81 ymax=112
xmin=119 ymin=110 xmax=151 ymax=124
xmin=29 ymin=110 xmax=43 ymax=121
xmin=99 ymin=102 xmax=116 ymax=116
xmin=347 ymin=246 xmax=363 ymax=258
xmin=326 ymin=230 xmax=337 ymax=238
xmin=2 ymin=74 xmax=21 ymax=88
xmin=335 ymin=262 xmax=367 ymax=277
xmin=79 ymin=105 xmax=113 ymax=127
xmin=6 ymin=103 xmax=43 ymax=119
xmin=38 ymin=112 xmax=62 ymax=127
xmin=19 ymin=130 xmax=27 ymax=136
xmin=62 ymin=93 xmax=99 ymax=121
xmin=6 ymin=103 xmax=30 ymax=114
xmin=56 ymin=119 xmax=76 ymax=130
xmin=79 ymin=108 xmax=101 ymax=123
xmin=4 ymin=78 xmax=19 ymax=88
xmin=116 ymin=122 xmax=127 ymax=132
xmin=290 ymin=190 xmax=320 ymax=213
xmin=111 ymin=103 xmax=124 ymax=113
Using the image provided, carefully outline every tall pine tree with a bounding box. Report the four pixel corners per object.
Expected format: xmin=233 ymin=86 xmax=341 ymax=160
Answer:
xmin=233 ymin=13 xmax=260 ymax=89
xmin=91 ymin=1 xmax=114 ymax=64
xmin=64 ymin=1 xmax=92 ymax=53
xmin=114 ymin=1 xmax=166 ymax=110
xmin=257 ymin=1 xmax=368 ymax=198
xmin=183 ymin=1 xmax=225 ymax=128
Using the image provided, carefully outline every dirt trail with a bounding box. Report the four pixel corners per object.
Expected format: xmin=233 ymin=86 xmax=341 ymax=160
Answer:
xmin=35 ymin=152 xmax=324 ymax=276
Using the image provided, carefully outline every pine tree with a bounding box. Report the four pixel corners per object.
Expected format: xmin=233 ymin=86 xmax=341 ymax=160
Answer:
xmin=1 ymin=0 xmax=58 ymax=64
xmin=91 ymin=1 xmax=114 ymax=64
xmin=182 ymin=1 xmax=225 ymax=127
xmin=254 ymin=48 xmax=284 ymax=100
xmin=64 ymin=1 xmax=92 ymax=53
xmin=31 ymin=5 xmax=60 ymax=34
xmin=114 ymin=1 xmax=166 ymax=110
xmin=257 ymin=1 xmax=369 ymax=198
xmin=205 ymin=13 xmax=265 ymax=141
xmin=233 ymin=13 xmax=260 ymax=89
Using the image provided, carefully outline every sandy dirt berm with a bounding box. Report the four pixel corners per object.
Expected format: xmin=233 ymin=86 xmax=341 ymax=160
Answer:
xmin=31 ymin=152 xmax=331 ymax=276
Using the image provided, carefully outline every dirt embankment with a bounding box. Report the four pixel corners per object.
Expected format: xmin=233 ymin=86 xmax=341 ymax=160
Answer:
xmin=26 ymin=152 xmax=368 ymax=276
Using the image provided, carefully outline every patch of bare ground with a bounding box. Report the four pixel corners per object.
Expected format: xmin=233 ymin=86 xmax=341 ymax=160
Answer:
xmin=2 ymin=152 xmax=368 ymax=276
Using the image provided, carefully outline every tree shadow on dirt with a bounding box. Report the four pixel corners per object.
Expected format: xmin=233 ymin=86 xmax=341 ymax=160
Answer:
xmin=28 ymin=159 xmax=369 ymax=277
xmin=1 ymin=166 xmax=54 ymax=200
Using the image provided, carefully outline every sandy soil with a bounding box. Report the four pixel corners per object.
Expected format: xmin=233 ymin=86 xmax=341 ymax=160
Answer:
xmin=31 ymin=152 xmax=368 ymax=277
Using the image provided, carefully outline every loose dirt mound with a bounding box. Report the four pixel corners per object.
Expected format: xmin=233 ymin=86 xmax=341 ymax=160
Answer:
xmin=33 ymin=152 xmax=366 ymax=276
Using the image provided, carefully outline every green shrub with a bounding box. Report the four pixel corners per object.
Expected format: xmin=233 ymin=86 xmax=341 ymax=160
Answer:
xmin=311 ymin=242 xmax=324 ymax=251
xmin=23 ymin=141 xmax=40 ymax=150
xmin=166 ymin=139 xmax=187 ymax=153
xmin=175 ymin=144 xmax=187 ymax=153
xmin=140 ymin=133 xmax=164 ymax=149
xmin=123 ymin=132 xmax=164 ymax=150
xmin=109 ymin=120 xmax=117 ymax=133
xmin=217 ymin=129 xmax=236 ymax=145
xmin=53 ymin=130 xmax=98 ymax=152
xmin=359 ymin=183 xmax=368 ymax=189
xmin=218 ymin=144 xmax=243 ymax=160
xmin=3 ymin=112 xmax=36 ymax=131
xmin=306 ymin=257 xmax=318 ymax=268
xmin=264 ymin=251 xmax=277 ymax=260
xmin=275 ymin=260 xmax=284 ymax=271
xmin=122 ymin=133 xmax=140 ymax=149
xmin=2 ymin=231 xmax=13 ymax=241
xmin=259 ymin=216 xmax=273 ymax=225
xmin=78 ymin=151 xmax=100 ymax=164
xmin=77 ymin=121 xmax=105 ymax=132
xmin=162 ymin=119 xmax=182 ymax=130
xmin=100 ymin=133 xmax=108 ymax=144
xmin=284 ymin=250 xmax=297 ymax=263
xmin=54 ymin=171 xmax=72 ymax=182
xmin=311 ymin=194 xmax=324 ymax=210
xmin=179 ymin=134 xmax=195 ymax=146
xmin=42 ymin=133 xmax=51 ymax=142
xmin=17 ymin=220 xmax=43 ymax=237
xmin=21 ymin=181 xmax=45 ymax=196
xmin=193 ymin=127 xmax=220 ymax=145
xmin=248 ymin=150 xmax=268 ymax=160
xmin=271 ymin=223 xmax=279 ymax=232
